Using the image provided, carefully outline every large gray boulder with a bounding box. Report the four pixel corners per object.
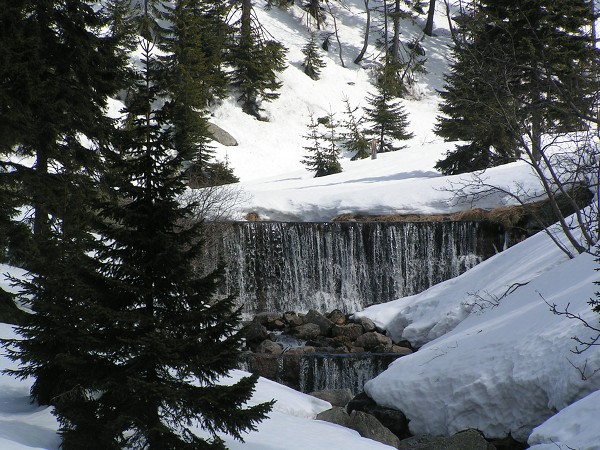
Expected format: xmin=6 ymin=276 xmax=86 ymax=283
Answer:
xmin=347 ymin=391 xmax=410 ymax=439
xmin=306 ymin=309 xmax=334 ymax=335
xmin=242 ymin=320 xmax=269 ymax=347
xmin=310 ymin=389 xmax=354 ymax=407
xmin=291 ymin=323 xmax=321 ymax=340
xmin=207 ymin=122 xmax=238 ymax=146
xmin=331 ymin=323 xmax=364 ymax=341
xmin=316 ymin=407 xmax=353 ymax=428
xmin=349 ymin=410 xmax=401 ymax=449
xmin=316 ymin=408 xmax=400 ymax=448
xmin=355 ymin=331 xmax=393 ymax=352
xmin=255 ymin=339 xmax=283 ymax=354
xmin=357 ymin=316 xmax=377 ymax=332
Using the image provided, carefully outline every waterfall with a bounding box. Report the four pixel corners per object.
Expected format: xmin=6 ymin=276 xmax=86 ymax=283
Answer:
xmin=298 ymin=353 xmax=399 ymax=394
xmin=240 ymin=351 xmax=400 ymax=395
xmin=204 ymin=221 xmax=499 ymax=316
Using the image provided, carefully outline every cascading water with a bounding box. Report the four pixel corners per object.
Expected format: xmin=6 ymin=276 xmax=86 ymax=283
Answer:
xmin=239 ymin=351 xmax=401 ymax=395
xmin=298 ymin=352 xmax=399 ymax=395
xmin=203 ymin=221 xmax=500 ymax=317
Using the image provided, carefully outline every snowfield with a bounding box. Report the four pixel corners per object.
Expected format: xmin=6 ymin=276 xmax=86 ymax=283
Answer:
xmin=362 ymin=245 xmax=600 ymax=442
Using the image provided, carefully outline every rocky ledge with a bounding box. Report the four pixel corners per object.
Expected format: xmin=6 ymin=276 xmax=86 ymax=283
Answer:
xmin=242 ymin=309 xmax=413 ymax=355
xmin=240 ymin=309 xmax=413 ymax=393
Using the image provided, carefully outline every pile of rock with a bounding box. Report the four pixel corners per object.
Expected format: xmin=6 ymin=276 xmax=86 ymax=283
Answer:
xmin=242 ymin=308 xmax=413 ymax=355
xmin=315 ymin=391 xmax=500 ymax=449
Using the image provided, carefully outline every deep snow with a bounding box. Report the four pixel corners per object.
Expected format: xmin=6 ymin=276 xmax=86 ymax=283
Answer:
xmin=1 ymin=0 xmax=599 ymax=448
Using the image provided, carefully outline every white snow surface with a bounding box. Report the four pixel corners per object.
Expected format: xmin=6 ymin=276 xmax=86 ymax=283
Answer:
xmin=0 ymin=323 xmax=394 ymax=450
xmin=528 ymin=390 xmax=600 ymax=450
xmin=2 ymin=0 xmax=600 ymax=448
xmin=362 ymin=245 xmax=600 ymax=442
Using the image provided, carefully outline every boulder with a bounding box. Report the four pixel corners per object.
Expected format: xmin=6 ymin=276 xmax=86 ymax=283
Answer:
xmin=255 ymin=339 xmax=284 ymax=354
xmin=391 ymin=345 xmax=413 ymax=355
xmin=283 ymin=311 xmax=306 ymax=327
xmin=317 ymin=408 xmax=400 ymax=449
xmin=316 ymin=407 xmax=352 ymax=428
xmin=331 ymin=323 xmax=364 ymax=341
xmin=355 ymin=331 xmax=393 ymax=352
xmin=328 ymin=309 xmax=347 ymax=325
xmin=398 ymin=429 xmax=495 ymax=450
xmin=246 ymin=354 xmax=279 ymax=379
xmin=242 ymin=320 xmax=269 ymax=346
xmin=310 ymin=389 xmax=354 ymax=407
xmin=348 ymin=392 xmax=410 ymax=439
xmin=285 ymin=346 xmax=316 ymax=355
xmin=207 ymin=122 xmax=238 ymax=146
xmin=291 ymin=323 xmax=321 ymax=340
xmin=306 ymin=335 xmax=337 ymax=349
xmin=306 ymin=309 xmax=333 ymax=335
xmin=349 ymin=410 xmax=401 ymax=449
xmin=254 ymin=312 xmax=285 ymax=330
xmin=357 ymin=316 xmax=377 ymax=333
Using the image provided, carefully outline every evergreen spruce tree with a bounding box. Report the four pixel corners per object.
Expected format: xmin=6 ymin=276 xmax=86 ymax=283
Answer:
xmin=302 ymin=32 xmax=326 ymax=80
xmin=364 ymin=83 xmax=413 ymax=153
xmin=169 ymin=0 xmax=230 ymax=105
xmin=33 ymin=2 xmax=272 ymax=447
xmin=0 ymin=0 xmax=129 ymax=412
xmin=163 ymin=0 xmax=230 ymax=184
xmin=435 ymin=0 xmax=598 ymax=173
xmin=434 ymin=57 xmax=519 ymax=174
xmin=228 ymin=0 xmax=287 ymax=118
xmin=302 ymin=113 xmax=343 ymax=177
xmin=340 ymin=98 xmax=370 ymax=160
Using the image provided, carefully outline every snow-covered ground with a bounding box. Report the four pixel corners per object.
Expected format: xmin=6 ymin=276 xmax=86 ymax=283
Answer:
xmin=359 ymin=226 xmax=600 ymax=444
xmin=0 ymin=323 xmax=393 ymax=450
xmin=2 ymin=0 xmax=599 ymax=448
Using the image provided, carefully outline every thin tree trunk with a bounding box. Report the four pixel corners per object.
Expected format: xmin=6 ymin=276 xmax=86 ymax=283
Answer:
xmin=33 ymin=148 xmax=49 ymax=243
xmin=390 ymin=0 xmax=401 ymax=63
xmin=424 ymin=0 xmax=435 ymax=36
xmin=325 ymin=0 xmax=345 ymax=68
xmin=354 ymin=0 xmax=370 ymax=64
xmin=309 ymin=0 xmax=321 ymax=29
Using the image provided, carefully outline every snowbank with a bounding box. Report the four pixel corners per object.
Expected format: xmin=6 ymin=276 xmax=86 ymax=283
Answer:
xmin=363 ymin=252 xmax=600 ymax=442
xmin=354 ymin=223 xmax=575 ymax=348
xmin=0 ymin=323 xmax=394 ymax=449
xmin=528 ymin=390 xmax=600 ymax=450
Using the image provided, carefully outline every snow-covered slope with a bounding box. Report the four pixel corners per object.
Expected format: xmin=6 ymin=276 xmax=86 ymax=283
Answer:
xmin=0 ymin=323 xmax=396 ymax=450
xmin=353 ymin=220 xmax=583 ymax=348
xmin=360 ymin=229 xmax=600 ymax=442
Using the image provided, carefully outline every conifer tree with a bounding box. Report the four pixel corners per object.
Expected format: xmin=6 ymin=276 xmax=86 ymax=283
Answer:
xmin=434 ymin=12 xmax=520 ymax=175
xmin=34 ymin=2 xmax=271 ymax=447
xmin=302 ymin=113 xmax=343 ymax=177
xmin=0 ymin=0 xmax=130 ymax=412
xmin=163 ymin=0 xmax=227 ymax=183
xmin=340 ymin=98 xmax=370 ymax=160
xmin=364 ymin=83 xmax=413 ymax=153
xmin=435 ymin=0 xmax=598 ymax=173
xmin=302 ymin=32 xmax=327 ymax=80
xmin=228 ymin=0 xmax=287 ymax=118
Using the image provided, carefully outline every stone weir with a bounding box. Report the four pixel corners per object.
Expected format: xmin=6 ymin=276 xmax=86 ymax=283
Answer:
xmin=202 ymin=220 xmax=504 ymax=317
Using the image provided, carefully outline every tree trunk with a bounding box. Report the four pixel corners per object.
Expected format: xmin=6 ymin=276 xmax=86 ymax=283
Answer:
xmin=309 ymin=0 xmax=321 ymax=29
xmin=354 ymin=0 xmax=370 ymax=64
xmin=390 ymin=0 xmax=401 ymax=64
xmin=424 ymin=0 xmax=435 ymax=36
xmin=33 ymin=147 xmax=49 ymax=243
xmin=326 ymin=0 xmax=345 ymax=67
xmin=241 ymin=0 xmax=252 ymax=44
